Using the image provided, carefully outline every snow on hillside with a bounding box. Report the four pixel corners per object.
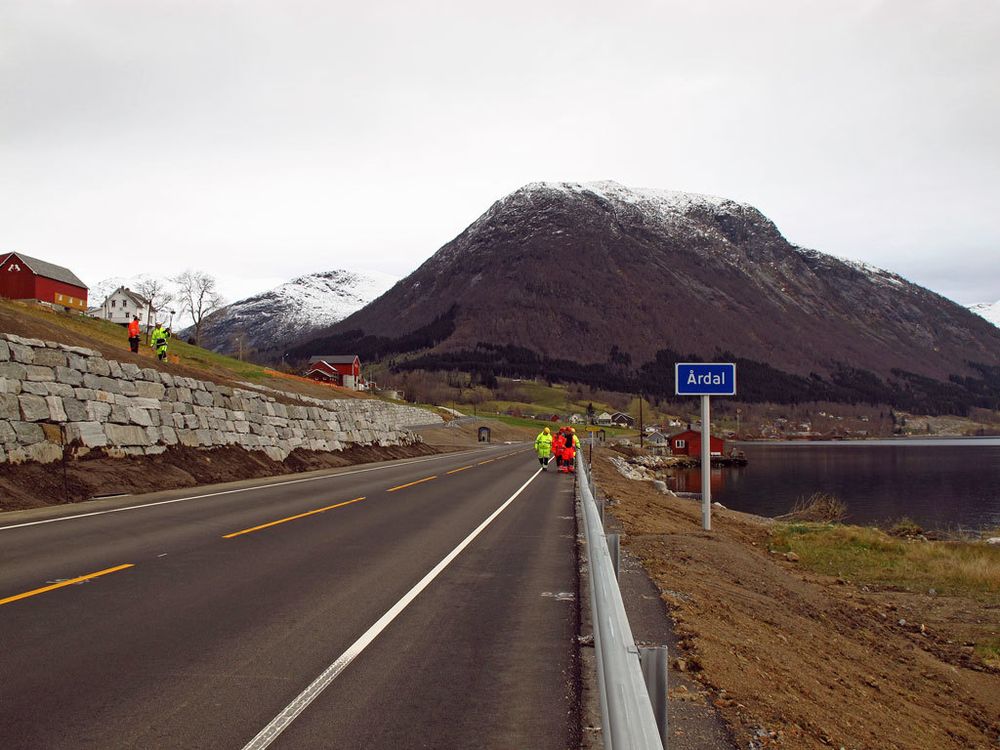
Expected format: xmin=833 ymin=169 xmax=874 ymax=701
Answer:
xmin=224 ymin=269 xmax=398 ymax=329
xmin=191 ymin=269 xmax=399 ymax=355
xmin=87 ymin=275 xmax=154 ymax=307
xmin=969 ymin=301 xmax=1000 ymax=327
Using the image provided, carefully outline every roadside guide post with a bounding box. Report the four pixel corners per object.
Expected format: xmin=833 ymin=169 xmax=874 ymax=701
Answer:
xmin=586 ymin=426 xmax=599 ymax=497
xmin=675 ymin=363 xmax=737 ymax=531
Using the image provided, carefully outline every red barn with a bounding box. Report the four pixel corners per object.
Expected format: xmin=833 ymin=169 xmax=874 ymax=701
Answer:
xmin=0 ymin=252 xmax=88 ymax=311
xmin=304 ymin=355 xmax=362 ymax=389
xmin=669 ymin=429 xmax=725 ymax=457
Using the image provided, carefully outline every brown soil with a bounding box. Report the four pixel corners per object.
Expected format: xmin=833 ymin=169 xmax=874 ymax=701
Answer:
xmin=0 ymin=443 xmax=439 ymax=511
xmin=592 ymin=449 xmax=1000 ymax=750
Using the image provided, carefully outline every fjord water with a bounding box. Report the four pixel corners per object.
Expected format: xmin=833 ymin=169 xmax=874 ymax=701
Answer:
xmin=680 ymin=438 xmax=1000 ymax=529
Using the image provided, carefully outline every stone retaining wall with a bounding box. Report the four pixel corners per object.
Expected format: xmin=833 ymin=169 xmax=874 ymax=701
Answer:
xmin=0 ymin=333 xmax=442 ymax=464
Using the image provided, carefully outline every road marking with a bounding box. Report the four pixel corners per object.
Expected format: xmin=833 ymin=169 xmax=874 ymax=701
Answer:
xmin=0 ymin=449 xmax=500 ymax=532
xmin=445 ymin=465 xmax=473 ymax=475
xmin=223 ymin=497 xmax=366 ymax=539
xmin=0 ymin=564 xmax=134 ymax=607
xmin=386 ymin=476 xmax=437 ymax=493
xmin=240 ymin=465 xmax=544 ymax=750
xmin=477 ymin=459 xmax=495 ymax=465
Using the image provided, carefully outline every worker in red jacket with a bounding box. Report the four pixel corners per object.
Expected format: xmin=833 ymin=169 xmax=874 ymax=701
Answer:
xmin=561 ymin=428 xmax=581 ymax=473
xmin=552 ymin=428 xmax=567 ymax=470
xmin=127 ymin=316 xmax=141 ymax=354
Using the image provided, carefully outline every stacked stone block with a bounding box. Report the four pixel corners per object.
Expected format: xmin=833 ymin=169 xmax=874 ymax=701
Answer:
xmin=0 ymin=333 xmax=442 ymax=465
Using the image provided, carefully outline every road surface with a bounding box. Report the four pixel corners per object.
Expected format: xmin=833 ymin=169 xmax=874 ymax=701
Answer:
xmin=0 ymin=445 xmax=580 ymax=749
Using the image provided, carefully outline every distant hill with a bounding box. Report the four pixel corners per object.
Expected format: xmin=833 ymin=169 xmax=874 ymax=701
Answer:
xmin=289 ymin=181 xmax=1000 ymax=414
xmin=187 ymin=269 xmax=398 ymax=358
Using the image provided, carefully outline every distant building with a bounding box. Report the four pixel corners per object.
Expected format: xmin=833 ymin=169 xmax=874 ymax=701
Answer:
xmin=0 ymin=251 xmax=88 ymax=311
xmin=90 ymin=286 xmax=152 ymax=326
xmin=304 ymin=355 xmax=362 ymax=390
xmin=669 ymin=429 xmax=725 ymax=457
xmin=569 ymin=413 xmax=584 ymax=424
xmin=647 ymin=431 xmax=670 ymax=446
xmin=596 ymin=411 xmax=613 ymax=426
xmin=611 ymin=412 xmax=636 ymax=427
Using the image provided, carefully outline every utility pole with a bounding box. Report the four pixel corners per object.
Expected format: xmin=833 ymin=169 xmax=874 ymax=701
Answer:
xmin=639 ymin=394 xmax=644 ymax=448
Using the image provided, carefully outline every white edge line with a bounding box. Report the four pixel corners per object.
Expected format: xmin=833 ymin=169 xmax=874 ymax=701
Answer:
xmin=240 ymin=464 xmax=545 ymax=750
xmin=0 ymin=447 xmax=516 ymax=532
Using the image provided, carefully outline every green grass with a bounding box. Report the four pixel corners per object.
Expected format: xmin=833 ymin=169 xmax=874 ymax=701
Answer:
xmin=975 ymin=639 xmax=1000 ymax=668
xmin=770 ymin=523 xmax=1000 ymax=603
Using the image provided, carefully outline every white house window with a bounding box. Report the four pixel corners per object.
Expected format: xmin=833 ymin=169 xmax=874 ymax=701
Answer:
xmin=111 ymin=300 xmax=116 ymax=308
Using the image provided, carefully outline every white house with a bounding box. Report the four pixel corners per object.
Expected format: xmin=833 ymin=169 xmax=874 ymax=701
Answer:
xmin=596 ymin=411 xmax=613 ymax=426
xmin=569 ymin=413 xmax=584 ymax=424
xmin=89 ymin=287 xmax=154 ymax=327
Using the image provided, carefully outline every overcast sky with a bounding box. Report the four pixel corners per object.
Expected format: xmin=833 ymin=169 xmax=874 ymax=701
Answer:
xmin=2 ymin=0 xmax=998 ymax=305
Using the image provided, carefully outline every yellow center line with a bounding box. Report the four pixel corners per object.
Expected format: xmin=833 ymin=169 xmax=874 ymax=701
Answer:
xmin=446 ymin=465 xmax=474 ymax=475
xmin=477 ymin=459 xmax=495 ymax=465
xmin=0 ymin=563 xmax=135 ymax=607
xmin=386 ymin=475 xmax=437 ymax=492
xmin=223 ymin=497 xmax=366 ymax=538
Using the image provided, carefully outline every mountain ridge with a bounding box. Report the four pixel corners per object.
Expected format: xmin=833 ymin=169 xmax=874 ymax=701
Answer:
xmin=189 ymin=269 xmax=398 ymax=357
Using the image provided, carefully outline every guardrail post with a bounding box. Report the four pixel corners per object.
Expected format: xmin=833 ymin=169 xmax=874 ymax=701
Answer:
xmin=607 ymin=533 xmax=620 ymax=578
xmin=640 ymin=646 xmax=669 ymax=747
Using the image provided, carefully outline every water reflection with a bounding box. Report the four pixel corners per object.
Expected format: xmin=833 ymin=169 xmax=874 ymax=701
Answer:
xmin=666 ymin=439 xmax=1000 ymax=529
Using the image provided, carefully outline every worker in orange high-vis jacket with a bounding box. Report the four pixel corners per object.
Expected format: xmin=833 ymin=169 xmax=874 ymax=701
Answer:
xmin=560 ymin=427 xmax=581 ymax=473
xmin=127 ymin=316 xmax=141 ymax=354
xmin=552 ymin=427 xmax=567 ymax=470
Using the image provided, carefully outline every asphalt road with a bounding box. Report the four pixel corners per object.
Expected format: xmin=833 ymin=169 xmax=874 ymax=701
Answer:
xmin=0 ymin=445 xmax=580 ymax=749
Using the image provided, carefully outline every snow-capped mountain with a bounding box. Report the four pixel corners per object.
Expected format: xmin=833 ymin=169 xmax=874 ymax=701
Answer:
xmin=188 ymin=269 xmax=399 ymax=357
xmin=969 ymin=301 xmax=1000 ymax=328
xmin=290 ymin=180 xmax=1000 ymax=412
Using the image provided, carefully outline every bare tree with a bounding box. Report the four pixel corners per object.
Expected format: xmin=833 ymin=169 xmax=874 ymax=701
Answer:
xmin=172 ymin=270 xmax=224 ymax=346
xmin=135 ymin=278 xmax=175 ymax=345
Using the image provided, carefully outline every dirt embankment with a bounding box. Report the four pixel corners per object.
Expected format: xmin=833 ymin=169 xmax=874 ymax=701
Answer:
xmin=0 ymin=443 xmax=440 ymax=511
xmin=593 ymin=451 xmax=1000 ymax=750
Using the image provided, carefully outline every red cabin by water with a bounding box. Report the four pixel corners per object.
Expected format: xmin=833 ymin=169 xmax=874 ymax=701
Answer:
xmin=0 ymin=252 xmax=88 ymax=311
xmin=669 ymin=429 xmax=725 ymax=457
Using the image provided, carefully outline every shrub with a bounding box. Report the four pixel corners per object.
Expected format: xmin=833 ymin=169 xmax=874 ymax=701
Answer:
xmin=776 ymin=493 xmax=848 ymax=523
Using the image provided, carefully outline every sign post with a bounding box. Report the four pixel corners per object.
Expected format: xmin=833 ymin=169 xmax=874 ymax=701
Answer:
xmin=675 ymin=363 xmax=737 ymax=531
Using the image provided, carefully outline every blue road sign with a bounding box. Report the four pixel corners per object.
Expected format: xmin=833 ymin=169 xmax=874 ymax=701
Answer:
xmin=674 ymin=362 xmax=737 ymax=396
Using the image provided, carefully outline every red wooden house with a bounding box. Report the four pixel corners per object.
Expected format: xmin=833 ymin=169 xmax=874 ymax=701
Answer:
xmin=304 ymin=355 xmax=362 ymax=389
xmin=669 ymin=429 xmax=725 ymax=457
xmin=0 ymin=252 xmax=88 ymax=311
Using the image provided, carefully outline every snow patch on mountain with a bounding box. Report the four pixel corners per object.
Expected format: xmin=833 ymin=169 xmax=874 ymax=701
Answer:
xmin=524 ymin=180 xmax=742 ymax=214
xmin=969 ymin=301 xmax=1000 ymax=327
xmin=192 ymin=269 xmax=399 ymax=355
xmin=87 ymin=275 xmax=154 ymax=307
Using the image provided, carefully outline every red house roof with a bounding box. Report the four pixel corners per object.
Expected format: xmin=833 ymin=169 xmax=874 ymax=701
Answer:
xmin=0 ymin=252 xmax=87 ymax=289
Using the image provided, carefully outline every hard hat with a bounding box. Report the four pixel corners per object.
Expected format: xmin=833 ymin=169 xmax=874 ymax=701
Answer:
xmin=570 ymin=427 xmax=576 ymax=433
xmin=543 ymin=427 xmax=550 ymax=434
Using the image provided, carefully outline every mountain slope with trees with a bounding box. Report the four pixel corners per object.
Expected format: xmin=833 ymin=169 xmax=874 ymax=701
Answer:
xmin=290 ymin=181 xmax=1000 ymax=413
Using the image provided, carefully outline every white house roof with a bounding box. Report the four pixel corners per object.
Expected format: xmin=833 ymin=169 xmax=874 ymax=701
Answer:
xmin=105 ymin=286 xmax=150 ymax=309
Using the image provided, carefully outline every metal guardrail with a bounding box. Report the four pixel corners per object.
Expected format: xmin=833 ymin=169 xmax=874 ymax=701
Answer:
xmin=578 ymin=457 xmax=665 ymax=750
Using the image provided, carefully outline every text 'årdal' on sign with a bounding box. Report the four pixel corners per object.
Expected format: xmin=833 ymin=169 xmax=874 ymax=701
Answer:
xmin=674 ymin=363 xmax=737 ymax=396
